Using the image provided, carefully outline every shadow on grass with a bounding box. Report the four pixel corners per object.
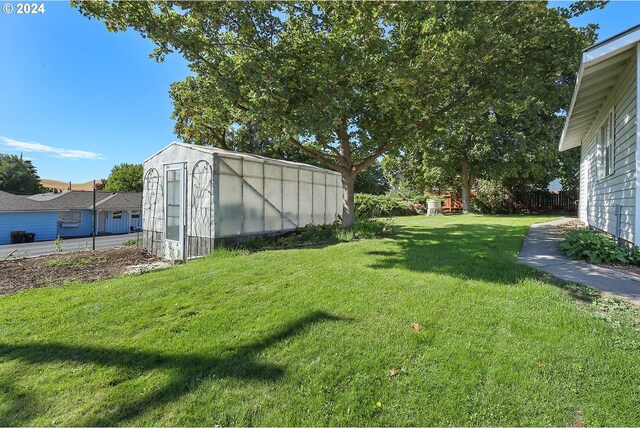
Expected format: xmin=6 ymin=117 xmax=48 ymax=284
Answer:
xmin=0 ymin=311 xmax=347 ymax=426
xmin=367 ymin=222 xmax=540 ymax=285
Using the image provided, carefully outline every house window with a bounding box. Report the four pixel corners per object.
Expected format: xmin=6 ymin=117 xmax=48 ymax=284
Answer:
xmin=599 ymin=109 xmax=615 ymax=179
xmin=112 ymin=211 xmax=122 ymax=219
xmin=57 ymin=210 xmax=82 ymax=224
xmin=131 ymin=210 xmax=140 ymax=219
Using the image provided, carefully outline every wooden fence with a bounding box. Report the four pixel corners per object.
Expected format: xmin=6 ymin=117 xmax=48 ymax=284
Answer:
xmin=441 ymin=190 xmax=577 ymax=213
xmin=512 ymin=190 xmax=577 ymax=213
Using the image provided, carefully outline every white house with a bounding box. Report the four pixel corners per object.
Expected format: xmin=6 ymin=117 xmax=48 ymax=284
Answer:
xmin=560 ymin=24 xmax=640 ymax=244
xmin=142 ymin=142 xmax=343 ymax=261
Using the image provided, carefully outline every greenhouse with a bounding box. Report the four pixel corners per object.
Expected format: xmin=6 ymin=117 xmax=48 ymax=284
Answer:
xmin=142 ymin=142 xmax=343 ymax=261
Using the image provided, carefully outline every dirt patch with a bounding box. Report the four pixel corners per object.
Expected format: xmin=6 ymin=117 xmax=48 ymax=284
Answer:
xmin=0 ymin=247 xmax=165 ymax=296
xmin=558 ymin=219 xmax=586 ymax=234
xmin=598 ymin=263 xmax=640 ymax=280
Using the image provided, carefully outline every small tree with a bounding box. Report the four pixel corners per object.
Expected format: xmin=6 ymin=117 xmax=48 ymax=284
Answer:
xmin=0 ymin=154 xmax=47 ymax=194
xmin=104 ymin=163 xmax=143 ymax=192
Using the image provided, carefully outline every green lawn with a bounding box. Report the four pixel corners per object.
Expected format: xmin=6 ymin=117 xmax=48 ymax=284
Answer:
xmin=1 ymin=215 xmax=639 ymax=426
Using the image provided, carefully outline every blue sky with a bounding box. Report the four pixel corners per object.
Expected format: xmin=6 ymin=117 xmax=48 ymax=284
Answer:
xmin=0 ymin=1 xmax=639 ymax=183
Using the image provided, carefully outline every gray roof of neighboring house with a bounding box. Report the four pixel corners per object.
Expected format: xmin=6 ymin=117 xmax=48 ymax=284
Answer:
xmin=28 ymin=191 xmax=112 ymax=209
xmin=96 ymin=192 xmax=142 ymax=211
xmin=26 ymin=190 xmax=142 ymax=211
xmin=0 ymin=190 xmax=60 ymax=212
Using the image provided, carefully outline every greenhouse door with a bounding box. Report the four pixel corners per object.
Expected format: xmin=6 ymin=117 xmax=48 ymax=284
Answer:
xmin=164 ymin=164 xmax=186 ymax=262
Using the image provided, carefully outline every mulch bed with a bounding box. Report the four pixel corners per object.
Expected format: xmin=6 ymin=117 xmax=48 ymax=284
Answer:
xmin=0 ymin=247 xmax=160 ymax=296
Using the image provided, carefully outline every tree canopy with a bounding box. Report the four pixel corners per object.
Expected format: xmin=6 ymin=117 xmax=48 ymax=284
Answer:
xmin=73 ymin=1 xmax=598 ymax=221
xmin=104 ymin=163 xmax=143 ymax=193
xmin=0 ymin=154 xmax=47 ymax=195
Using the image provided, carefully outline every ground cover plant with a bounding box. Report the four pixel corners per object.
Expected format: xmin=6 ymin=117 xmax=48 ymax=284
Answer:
xmin=560 ymin=228 xmax=632 ymax=264
xmin=243 ymin=219 xmax=392 ymax=250
xmin=1 ymin=215 xmax=639 ymax=426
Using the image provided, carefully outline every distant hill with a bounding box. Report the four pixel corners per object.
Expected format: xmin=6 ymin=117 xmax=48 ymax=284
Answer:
xmin=40 ymin=179 xmax=104 ymax=193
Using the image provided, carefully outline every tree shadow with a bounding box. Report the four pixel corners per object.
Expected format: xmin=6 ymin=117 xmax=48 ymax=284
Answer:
xmin=0 ymin=311 xmax=348 ymax=426
xmin=366 ymin=222 xmax=539 ymax=285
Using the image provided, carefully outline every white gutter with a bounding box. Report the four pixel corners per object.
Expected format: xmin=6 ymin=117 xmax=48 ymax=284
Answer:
xmin=559 ymin=52 xmax=587 ymax=151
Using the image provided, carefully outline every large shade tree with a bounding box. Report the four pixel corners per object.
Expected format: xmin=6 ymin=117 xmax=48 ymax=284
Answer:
xmin=74 ymin=1 xmax=596 ymax=223
xmin=104 ymin=163 xmax=143 ymax=192
xmin=0 ymin=154 xmax=48 ymax=195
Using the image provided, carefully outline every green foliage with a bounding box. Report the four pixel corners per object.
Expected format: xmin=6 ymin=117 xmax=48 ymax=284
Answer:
xmin=471 ymin=180 xmax=515 ymax=214
xmin=53 ymin=235 xmax=64 ymax=253
xmin=0 ymin=154 xmax=47 ymax=195
xmin=354 ymin=162 xmax=389 ymax=195
xmin=243 ymin=219 xmax=392 ymax=250
xmin=104 ymin=163 xmax=143 ymax=193
xmin=72 ymin=1 xmax=598 ymax=223
xmin=557 ymin=149 xmax=580 ymax=193
xmin=354 ymin=194 xmax=415 ymax=219
xmin=121 ymin=239 xmax=140 ymax=247
xmin=559 ymin=229 xmax=628 ymax=264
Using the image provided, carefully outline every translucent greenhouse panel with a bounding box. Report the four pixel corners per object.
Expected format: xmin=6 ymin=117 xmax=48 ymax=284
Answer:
xmin=242 ymin=161 xmax=265 ymax=234
xmin=312 ymin=172 xmax=326 ymax=225
xmin=217 ymin=171 xmax=243 ymax=236
xmin=282 ymin=174 xmax=299 ymax=228
xmin=219 ymin=157 xmax=242 ymax=176
xmin=264 ymin=163 xmax=281 ymax=180
xmin=298 ymin=169 xmax=313 ymax=226
xmin=264 ymin=177 xmax=283 ymax=231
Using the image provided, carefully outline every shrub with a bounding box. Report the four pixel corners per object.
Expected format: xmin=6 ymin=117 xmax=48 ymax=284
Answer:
xmin=559 ymin=229 xmax=628 ymax=264
xmin=354 ymin=193 xmax=414 ymax=218
xmin=472 ymin=180 xmax=515 ymax=214
xmin=242 ymin=219 xmax=392 ymax=250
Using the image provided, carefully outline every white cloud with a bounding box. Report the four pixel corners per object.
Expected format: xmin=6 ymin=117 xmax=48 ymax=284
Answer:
xmin=0 ymin=136 xmax=104 ymax=160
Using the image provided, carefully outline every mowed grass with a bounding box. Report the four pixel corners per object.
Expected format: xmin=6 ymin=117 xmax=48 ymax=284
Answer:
xmin=1 ymin=215 xmax=639 ymax=426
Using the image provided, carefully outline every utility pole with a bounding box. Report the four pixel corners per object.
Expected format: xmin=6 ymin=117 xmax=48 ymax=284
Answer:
xmin=92 ymin=180 xmax=96 ymax=251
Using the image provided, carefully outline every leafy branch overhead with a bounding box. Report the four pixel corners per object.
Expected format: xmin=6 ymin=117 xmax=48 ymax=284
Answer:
xmin=73 ymin=1 xmax=598 ymax=223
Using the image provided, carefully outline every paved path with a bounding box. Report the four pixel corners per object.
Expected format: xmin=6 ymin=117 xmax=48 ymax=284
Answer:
xmin=518 ymin=218 xmax=640 ymax=305
xmin=0 ymin=233 xmax=140 ymax=259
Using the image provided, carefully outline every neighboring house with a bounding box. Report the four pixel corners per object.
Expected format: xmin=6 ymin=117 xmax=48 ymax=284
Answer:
xmin=560 ymin=24 xmax=640 ymax=244
xmin=26 ymin=190 xmax=143 ymax=239
xmin=0 ymin=190 xmax=59 ymax=244
xmin=143 ymin=142 xmax=342 ymax=261
xmin=94 ymin=192 xmax=142 ymax=234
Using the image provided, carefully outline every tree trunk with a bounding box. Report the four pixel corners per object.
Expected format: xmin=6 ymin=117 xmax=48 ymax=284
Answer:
xmin=341 ymin=171 xmax=356 ymax=226
xmin=461 ymin=161 xmax=472 ymax=214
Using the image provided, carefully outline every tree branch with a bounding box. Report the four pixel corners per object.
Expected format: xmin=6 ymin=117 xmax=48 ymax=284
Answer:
xmin=354 ymin=139 xmax=396 ymax=173
xmin=287 ymin=137 xmax=347 ymax=173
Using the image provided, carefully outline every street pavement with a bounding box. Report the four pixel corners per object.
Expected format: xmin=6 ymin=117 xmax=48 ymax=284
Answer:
xmin=0 ymin=233 xmax=141 ymax=259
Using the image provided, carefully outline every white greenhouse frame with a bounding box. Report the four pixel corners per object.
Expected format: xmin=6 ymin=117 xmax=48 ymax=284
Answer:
xmin=143 ymin=142 xmax=343 ymax=261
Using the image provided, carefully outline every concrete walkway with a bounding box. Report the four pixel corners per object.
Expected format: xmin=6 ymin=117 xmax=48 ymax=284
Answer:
xmin=518 ymin=218 xmax=640 ymax=305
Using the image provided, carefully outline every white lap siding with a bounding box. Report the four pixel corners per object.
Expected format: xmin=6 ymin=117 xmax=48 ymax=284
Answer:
xmin=580 ymin=54 xmax=638 ymax=242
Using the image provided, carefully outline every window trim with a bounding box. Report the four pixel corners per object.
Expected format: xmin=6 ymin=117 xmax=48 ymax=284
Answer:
xmin=112 ymin=211 xmax=123 ymax=220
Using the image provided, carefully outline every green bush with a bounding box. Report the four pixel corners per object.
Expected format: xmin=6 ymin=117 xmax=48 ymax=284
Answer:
xmin=559 ymin=229 xmax=628 ymax=264
xmin=121 ymin=239 xmax=140 ymax=247
xmin=354 ymin=193 xmax=414 ymax=218
xmin=472 ymin=180 xmax=515 ymax=214
xmin=243 ymin=219 xmax=392 ymax=250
